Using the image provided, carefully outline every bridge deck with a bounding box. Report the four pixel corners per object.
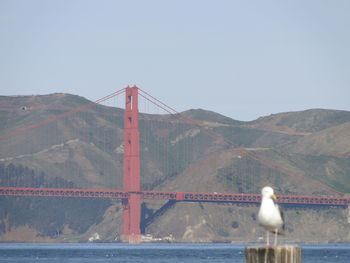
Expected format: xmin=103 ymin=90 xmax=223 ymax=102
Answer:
xmin=0 ymin=187 xmax=349 ymax=207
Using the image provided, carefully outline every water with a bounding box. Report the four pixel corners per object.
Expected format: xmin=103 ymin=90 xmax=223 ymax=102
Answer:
xmin=0 ymin=243 xmax=349 ymax=262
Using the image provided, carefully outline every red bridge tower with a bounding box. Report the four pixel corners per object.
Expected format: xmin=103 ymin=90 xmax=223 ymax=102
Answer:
xmin=121 ymin=86 xmax=141 ymax=243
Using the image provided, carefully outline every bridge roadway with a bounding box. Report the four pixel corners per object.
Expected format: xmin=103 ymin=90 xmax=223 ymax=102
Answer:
xmin=0 ymin=187 xmax=349 ymax=207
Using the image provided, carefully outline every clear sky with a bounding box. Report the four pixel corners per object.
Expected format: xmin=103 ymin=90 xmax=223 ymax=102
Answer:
xmin=1 ymin=0 xmax=349 ymax=121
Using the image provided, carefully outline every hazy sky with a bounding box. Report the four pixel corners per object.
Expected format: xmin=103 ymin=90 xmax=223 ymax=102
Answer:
xmin=1 ymin=0 xmax=349 ymax=121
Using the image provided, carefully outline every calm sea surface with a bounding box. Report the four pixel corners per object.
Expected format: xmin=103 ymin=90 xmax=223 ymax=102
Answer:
xmin=0 ymin=243 xmax=349 ymax=263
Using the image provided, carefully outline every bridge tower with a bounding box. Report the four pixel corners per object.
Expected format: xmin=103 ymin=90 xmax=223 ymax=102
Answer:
xmin=121 ymin=86 xmax=141 ymax=243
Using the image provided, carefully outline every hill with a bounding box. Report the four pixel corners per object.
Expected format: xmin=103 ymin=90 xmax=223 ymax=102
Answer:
xmin=249 ymin=109 xmax=350 ymax=133
xmin=282 ymin=122 xmax=350 ymax=157
xmin=0 ymin=94 xmax=349 ymax=243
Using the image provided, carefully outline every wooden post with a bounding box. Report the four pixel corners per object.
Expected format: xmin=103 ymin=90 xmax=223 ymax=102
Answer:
xmin=245 ymin=246 xmax=301 ymax=263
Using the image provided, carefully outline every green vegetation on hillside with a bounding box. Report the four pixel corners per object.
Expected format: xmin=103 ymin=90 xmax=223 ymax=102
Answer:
xmin=0 ymin=163 xmax=111 ymax=237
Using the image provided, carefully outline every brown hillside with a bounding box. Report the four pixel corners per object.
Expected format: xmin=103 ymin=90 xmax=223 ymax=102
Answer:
xmin=250 ymin=109 xmax=350 ymax=134
xmin=283 ymin=122 xmax=350 ymax=157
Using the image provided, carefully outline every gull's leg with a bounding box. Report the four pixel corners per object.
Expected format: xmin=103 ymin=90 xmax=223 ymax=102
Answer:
xmin=266 ymin=231 xmax=270 ymax=246
xmin=274 ymin=228 xmax=278 ymax=246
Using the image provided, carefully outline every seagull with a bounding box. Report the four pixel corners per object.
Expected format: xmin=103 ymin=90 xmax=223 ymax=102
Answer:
xmin=257 ymin=186 xmax=285 ymax=246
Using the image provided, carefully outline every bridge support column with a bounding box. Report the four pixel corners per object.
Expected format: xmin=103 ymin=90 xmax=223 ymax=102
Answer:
xmin=122 ymin=86 xmax=141 ymax=243
xmin=122 ymin=194 xmax=141 ymax=243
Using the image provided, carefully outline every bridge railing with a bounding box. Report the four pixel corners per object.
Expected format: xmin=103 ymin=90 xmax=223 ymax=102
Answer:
xmin=1 ymin=187 xmax=349 ymax=207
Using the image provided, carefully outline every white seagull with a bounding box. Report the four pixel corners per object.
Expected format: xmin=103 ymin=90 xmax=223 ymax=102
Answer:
xmin=257 ymin=186 xmax=285 ymax=246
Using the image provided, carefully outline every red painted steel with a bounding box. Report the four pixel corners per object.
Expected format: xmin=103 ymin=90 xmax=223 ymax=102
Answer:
xmin=122 ymin=86 xmax=141 ymax=243
xmin=1 ymin=187 xmax=349 ymax=207
xmin=0 ymin=187 xmax=128 ymax=198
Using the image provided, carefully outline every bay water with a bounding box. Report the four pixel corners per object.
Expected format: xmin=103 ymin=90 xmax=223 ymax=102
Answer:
xmin=0 ymin=243 xmax=349 ymax=262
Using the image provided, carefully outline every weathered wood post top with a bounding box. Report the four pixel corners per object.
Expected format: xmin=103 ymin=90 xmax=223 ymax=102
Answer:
xmin=245 ymin=245 xmax=301 ymax=263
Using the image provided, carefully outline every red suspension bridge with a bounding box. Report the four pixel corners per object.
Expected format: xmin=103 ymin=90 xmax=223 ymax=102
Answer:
xmin=0 ymin=86 xmax=349 ymax=243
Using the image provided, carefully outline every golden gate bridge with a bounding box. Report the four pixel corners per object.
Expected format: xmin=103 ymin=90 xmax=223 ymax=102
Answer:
xmin=0 ymin=86 xmax=349 ymax=243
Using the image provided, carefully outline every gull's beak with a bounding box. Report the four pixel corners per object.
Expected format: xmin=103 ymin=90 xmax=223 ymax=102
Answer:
xmin=271 ymin=194 xmax=277 ymax=200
